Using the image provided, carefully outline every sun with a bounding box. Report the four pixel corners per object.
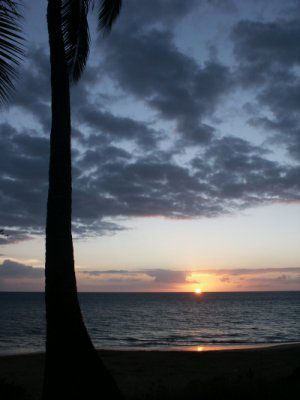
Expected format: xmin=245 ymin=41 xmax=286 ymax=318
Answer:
xmin=194 ymin=288 xmax=202 ymax=294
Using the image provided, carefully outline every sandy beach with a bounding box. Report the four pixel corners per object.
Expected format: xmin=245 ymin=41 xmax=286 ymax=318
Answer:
xmin=0 ymin=343 xmax=299 ymax=399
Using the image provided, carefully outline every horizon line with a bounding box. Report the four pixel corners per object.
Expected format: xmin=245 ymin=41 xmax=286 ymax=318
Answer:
xmin=0 ymin=290 xmax=299 ymax=294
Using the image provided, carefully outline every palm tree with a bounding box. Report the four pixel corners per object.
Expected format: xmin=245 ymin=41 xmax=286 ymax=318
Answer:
xmin=43 ymin=1 xmax=123 ymax=399
xmin=1 ymin=1 xmax=122 ymax=397
xmin=0 ymin=0 xmax=23 ymax=106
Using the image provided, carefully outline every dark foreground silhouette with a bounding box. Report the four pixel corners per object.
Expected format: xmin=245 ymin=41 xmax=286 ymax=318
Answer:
xmin=1 ymin=366 xmax=299 ymax=400
xmin=0 ymin=345 xmax=299 ymax=400
xmin=44 ymin=1 xmax=123 ymax=399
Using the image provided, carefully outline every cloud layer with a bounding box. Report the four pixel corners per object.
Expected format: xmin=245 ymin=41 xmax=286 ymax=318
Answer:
xmin=1 ymin=260 xmax=299 ymax=292
xmin=0 ymin=0 xmax=300 ymax=244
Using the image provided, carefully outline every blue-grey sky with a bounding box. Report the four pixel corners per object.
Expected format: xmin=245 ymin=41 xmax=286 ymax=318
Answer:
xmin=0 ymin=0 xmax=300 ymax=291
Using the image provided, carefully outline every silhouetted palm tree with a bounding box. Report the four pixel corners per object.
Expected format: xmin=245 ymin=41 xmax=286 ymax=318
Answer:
xmin=0 ymin=0 xmax=23 ymax=106
xmin=0 ymin=1 xmax=122 ymax=397
xmin=43 ymin=1 xmax=123 ymax=399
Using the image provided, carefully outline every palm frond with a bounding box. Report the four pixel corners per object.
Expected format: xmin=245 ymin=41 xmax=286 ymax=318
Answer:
xmin=0 ymin=0 xmax=24 ymax=106
xmin=60 ymin=0 xmax=121 ymax=82
xmin=61 ymin=0 xmax=90 ymax=83
xmin=98 ymin=0 xmax=122 ymax=33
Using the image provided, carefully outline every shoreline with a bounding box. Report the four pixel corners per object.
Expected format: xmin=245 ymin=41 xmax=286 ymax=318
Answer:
xmin=1 ymin=341 xmax=300 ymax=357
xmin=0 ymin=343 xmax=299 ymax=399
xmin=98 ymin=341 xmax=300 ymax=352
xmin=0 ymin=342 xmax=300 ymax=400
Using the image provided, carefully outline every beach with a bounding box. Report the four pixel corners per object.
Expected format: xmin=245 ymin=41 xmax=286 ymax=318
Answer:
xmin=0 ymin=343 xmax=299 ymax=399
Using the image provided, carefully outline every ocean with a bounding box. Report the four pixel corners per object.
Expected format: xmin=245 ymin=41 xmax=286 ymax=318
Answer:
xmin=0 ymin=291 xmax=299 ymax=355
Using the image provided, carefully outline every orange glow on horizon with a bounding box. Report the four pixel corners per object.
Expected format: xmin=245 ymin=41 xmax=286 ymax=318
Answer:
xmin=194 ymin=288 xmax=202 ymax=294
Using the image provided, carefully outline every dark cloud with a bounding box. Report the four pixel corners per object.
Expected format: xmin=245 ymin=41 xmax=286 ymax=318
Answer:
xmin=0 ymin=123 xmax=48 ymax=234
xmin=192 ymin=136 xmax=300 ymax=207
xmin=206 ymin=267 xmax=300 ymax=275
xmin=143 ymin=269 xmax=186 ymax=284
xmin=0 ymin=231 xmax=33 ymax=245
xmin=114 ymin=0 xmax=198 ymax=30
xmin=103 ymin=28 xmax=232 ymax=144
xmin=0 ymin=260 xmax=43 ymax=278
xmin=1 ymin=260 xmax=299 ymax=291
xmin=232 ymin=18 xmax=300 ymax=84
xmin=249 ymin=81 xmax=300 ymax=161
xmin=81 ymin=266 xmax=300 ymax=278
xmin=80 ymin=269 xmax=130 ymax=276
xmin=220 ymin=276 xmax=230 ymax=282
xmin=232 ymin=15 xmax=300 ymax=160
xmin=75 ymin=266 xmax=300 ymax=291
xmin=77 ymin=107 xmax=160 ymax=149
xmin=0 ymin=3 xmax=299 ymax=243
xmin=1 ymin=120 xmax=299 ymax=241
xmin=207 ymin=0 xmax=238 ymax=13
xmin=242 ymin=273 xmax=300 ymax=289
xmin=0 ymin=260 xmax=44 ymax=291
xmin=11 ymin=48 xmax=51 ymax=132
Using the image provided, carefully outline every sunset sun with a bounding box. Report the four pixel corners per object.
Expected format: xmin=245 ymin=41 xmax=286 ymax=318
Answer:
xmin=194 ymin=288 xmax=202 ymax=295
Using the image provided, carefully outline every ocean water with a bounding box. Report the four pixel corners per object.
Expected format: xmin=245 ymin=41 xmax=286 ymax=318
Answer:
xmin=0 ymin=292 xmax=299 ymax=355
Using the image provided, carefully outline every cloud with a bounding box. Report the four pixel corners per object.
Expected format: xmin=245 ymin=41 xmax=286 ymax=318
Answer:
xmin=1 ymin=3 xmax=300 ymax=243
xmin=143 ymin=269 xmax=186 ymax=284
xmin=199 ymin=267 xmax=300 ymax=275
xmin=1 ymin=113 xmax=300 ymax=241
xmin=220 ymin=276 xmax=230 ymax=283
xmin=80 ymin=266 xmax=300 ymax=291
xmin=0 ymin=260 xmax=44 ymax=291
xmin=1 ymin=260 xmax=299 ymax=291
xmin=103 ymin=28 xmax=232 ymax=144
xmin=113 ymin=0 xmax=198 ymax=29
xmin=0 ymin=231 xmax=33 ymax=245
xmin=0 ymin=259 xmax=43 ymax=278
xmin=11 ymin=48 xmax=51 ymax=132
xmin=232 ymin=18 xmax=300 ymax=86
xmin=77 ymin=107 xmax=160 ymax=149
xmin=231 ymin=15 xmax=300 ymax=160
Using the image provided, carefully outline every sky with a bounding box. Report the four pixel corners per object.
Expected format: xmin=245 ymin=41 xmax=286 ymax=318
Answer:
xmin=0 ymin=0 xmax=300 ymax=292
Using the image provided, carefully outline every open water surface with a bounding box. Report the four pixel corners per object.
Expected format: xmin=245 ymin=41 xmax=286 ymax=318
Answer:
xmin=0 ymin=291 xmax=299 ymax=355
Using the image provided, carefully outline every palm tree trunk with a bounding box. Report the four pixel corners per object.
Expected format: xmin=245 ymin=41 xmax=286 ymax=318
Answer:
xmin=43 ymin=1 xmax=123 ymax=398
